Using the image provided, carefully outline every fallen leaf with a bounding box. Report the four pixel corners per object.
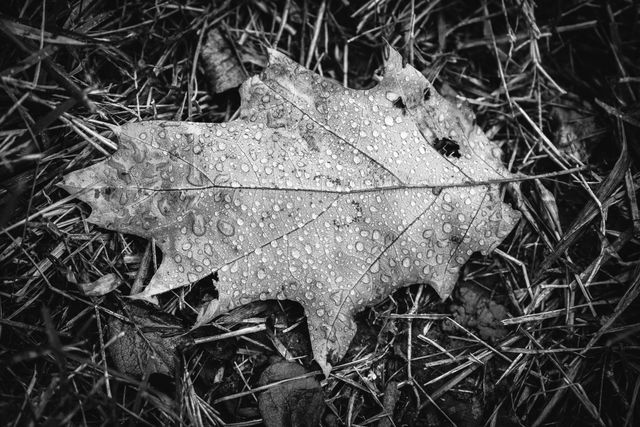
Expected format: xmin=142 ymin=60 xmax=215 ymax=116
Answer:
xmin=201 ymin=28 xmax=247 ymax=93
xmin=444 ymin=283 xmax=509 ymax=341
xmin=258 ymin=359 xmax=324 ymax=427
xmin=549 ymin=95 xmax=599 ymax=163
xmin=61 ymin=46 xmax=520 ymax=375
xmin=109 ymin=303 xmax=188 ymax=376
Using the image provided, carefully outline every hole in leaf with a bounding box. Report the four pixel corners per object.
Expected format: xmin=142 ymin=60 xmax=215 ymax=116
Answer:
xmin=197 ymin=273 xmax=218 ymax=289
xmin=192 ymin=274 xmax=219 ymax=298
xmin=182 ymin=273 xmax=220 ymax=314
xmin=433 ymin=137 xmax=461 ymax=158
xmin=393 ymin=97 xmax=406 ymax=109
xmin=423 ymin=87 xmax=431 ymax=101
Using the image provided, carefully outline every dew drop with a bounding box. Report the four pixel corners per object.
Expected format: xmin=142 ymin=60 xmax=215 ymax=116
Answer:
xmin=192 ymin=214 xmax=206 ymax=236
xmin=187 ymin=165 xmax=205 ymax=187
xmin=385 ymin=91 xmax=399 ymax=102
xmin=370 ymin=261 xmax=380 ymax=273
xmin=217 ymin=219 xmax=235 ymax=236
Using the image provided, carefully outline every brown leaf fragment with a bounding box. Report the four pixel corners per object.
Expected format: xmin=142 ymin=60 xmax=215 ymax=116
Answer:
xmin=201 ymin=28 xmax=247 ymax=93
xmin=550 ymin=95 xmax=601 ymax=163
xmin=78 ymin=273 xmax=122 ymax=296
xmin=444 ymin=283 xmax=508 ymax=341
xmin=258 ymin=359 xmax=324 ymax=427
xmin=61 ymin=46 xmax=520 ymax=376
xmin=108 ymin=303 xmax=188 ymax=376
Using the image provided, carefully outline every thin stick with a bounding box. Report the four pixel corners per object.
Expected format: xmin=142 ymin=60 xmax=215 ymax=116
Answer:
xmin=193 ymin=324 xmax=267 ymax=344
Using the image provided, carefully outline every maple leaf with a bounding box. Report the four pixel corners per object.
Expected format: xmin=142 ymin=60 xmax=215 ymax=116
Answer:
xmin=61 ymin=47 xmax=520 ymax=375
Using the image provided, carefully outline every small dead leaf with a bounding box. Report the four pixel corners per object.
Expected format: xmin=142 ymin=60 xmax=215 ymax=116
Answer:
xmin=79 ymin=273 xmax=122 ymax=296
xmin=201 ymin=28 xmax=246 ymax=93
xmin=258 ymin=359 xmax=324 ymax=427
xmin=550 ymin=95 xmax=601 ymax=163
xmin=445 ymin=283 xmax=508 ymax=341
xmin=108 ymin=303 xmax=189 ymax=376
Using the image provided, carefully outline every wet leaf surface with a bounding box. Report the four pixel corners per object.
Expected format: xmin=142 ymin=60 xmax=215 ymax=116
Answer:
xmin=62 ymin=47 xmax=520 ymax=375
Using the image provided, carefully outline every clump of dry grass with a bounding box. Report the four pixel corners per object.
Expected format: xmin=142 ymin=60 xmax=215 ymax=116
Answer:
xmin=1 ymin=0 xmax=639 ymax=426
